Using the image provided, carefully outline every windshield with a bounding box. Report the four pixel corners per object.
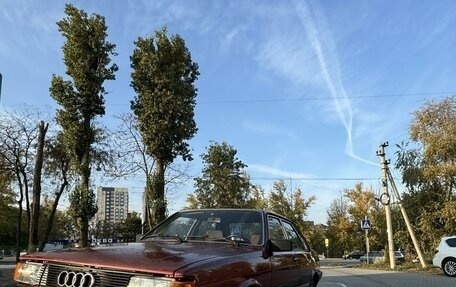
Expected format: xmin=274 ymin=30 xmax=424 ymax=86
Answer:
xmin=144 ymin=210 xmax=264 ymax=245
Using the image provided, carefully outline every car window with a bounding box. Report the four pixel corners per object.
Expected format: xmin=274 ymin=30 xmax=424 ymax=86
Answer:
xmin=446 ymin=238 xmax=456 ymax=247
xmin=268 ymin=216 xmax=286 ymax=240
xmin=147 ymin=210 xmax=263 ymax=244
xmin=153 ymin=215 xmax=197 ymax=238
xmin=193 ymin=220 xmax=217 ymax=236
xmin=281 ymin=220 xmax=307 ymax=251
xmin=227 ymin=222 xmax=263 ymax=245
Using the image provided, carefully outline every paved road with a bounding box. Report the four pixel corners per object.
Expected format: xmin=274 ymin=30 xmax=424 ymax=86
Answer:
xmin=320 ymin=265 xmax=454 ymax=287
xmin=0 ymin=265 xmax=15 ymax=287
xmin=0 ymin=257 xmax=16 ymax=286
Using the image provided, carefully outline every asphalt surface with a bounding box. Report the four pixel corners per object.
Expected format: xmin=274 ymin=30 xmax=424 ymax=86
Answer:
xmin=0 ymin=257 xmax=15 ymax=287
xmin=320 ymin=265 xmax=454 ymax=287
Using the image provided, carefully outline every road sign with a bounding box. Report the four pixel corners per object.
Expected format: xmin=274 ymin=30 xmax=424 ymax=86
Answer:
xmin=361 ymin=219 xmax=371 ymax=230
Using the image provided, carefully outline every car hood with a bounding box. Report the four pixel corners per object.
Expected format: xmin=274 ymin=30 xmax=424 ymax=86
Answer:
xmin=21 ymin=241 xmax=259 ymax=275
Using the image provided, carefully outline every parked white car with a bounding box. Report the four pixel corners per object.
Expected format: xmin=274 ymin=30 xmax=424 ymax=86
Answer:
xmin=433 ymin=235 xmax=456 ymax=277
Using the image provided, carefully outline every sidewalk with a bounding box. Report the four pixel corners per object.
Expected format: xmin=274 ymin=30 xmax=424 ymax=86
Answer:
xmin=0 ymin=256 xmax=16 ymax=264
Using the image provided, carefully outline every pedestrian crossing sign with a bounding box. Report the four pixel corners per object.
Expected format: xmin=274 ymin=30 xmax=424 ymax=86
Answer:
xmin=361 ymin=219 xmax=371 ymax=230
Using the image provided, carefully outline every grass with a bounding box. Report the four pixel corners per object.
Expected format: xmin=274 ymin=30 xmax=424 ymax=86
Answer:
xmin=357 ymin=261 xmax=442 ymax=274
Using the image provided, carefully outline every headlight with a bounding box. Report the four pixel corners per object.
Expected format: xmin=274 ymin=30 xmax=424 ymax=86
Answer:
xmin=14 ymin=262 xmax=45 ymax=285
xmin=127 ymin=276 xmax=195 ymax=287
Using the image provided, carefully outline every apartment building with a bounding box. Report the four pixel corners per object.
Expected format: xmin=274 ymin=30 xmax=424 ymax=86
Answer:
xmin=96 ymin=187 xmax=129 ymax=224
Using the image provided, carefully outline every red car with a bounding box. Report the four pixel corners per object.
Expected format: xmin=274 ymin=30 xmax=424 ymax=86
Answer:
xmin=14 ymin=209 xmax=322 ymax=287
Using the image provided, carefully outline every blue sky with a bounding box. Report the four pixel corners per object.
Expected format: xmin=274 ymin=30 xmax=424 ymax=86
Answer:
xmin=1 ymin=0 xmax=456 ymax=224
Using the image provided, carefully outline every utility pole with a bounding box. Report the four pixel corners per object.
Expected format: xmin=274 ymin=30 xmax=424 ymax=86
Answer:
xmin=376 ymin=142 xmax=396 ymax=269
xmin=387 ymin=167 xmax=427 ymax=268
xmin=364 ymin=216 xmax=370 ymax=264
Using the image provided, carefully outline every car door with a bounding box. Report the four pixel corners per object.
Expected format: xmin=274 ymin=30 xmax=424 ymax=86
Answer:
xmin=280 ymin=220 xmax=314 ymax=285
xmin=268 ymin=216 xmax=301 ymax=287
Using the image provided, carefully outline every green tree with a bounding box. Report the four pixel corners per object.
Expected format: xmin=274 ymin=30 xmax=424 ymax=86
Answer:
xmin=248 ymin=185 xmax=268 ymax=210
xmin=37 ymin=199 xmax=73 ymax=243
xmin=130 ymin=27 xmax=199 ymax=226
xmin=409 ymin=96 xmax=456 ymax=195
xmin=0 ymin=157 xmax=16 ymax=247
xmin=325 ymin=184 xmax=382 ymax=257
xmin=344 ymin=183 xmax=376 ymax=252
xmin=267 ymin=180 xmax=315 ymax=234
xmin=188 ymin=141 xmax=251 ymax=208
xmin=367 ymin=205 xmax=387 ymax=252
xmin=395 ymin=96 xmax=456 ymax=256
xmin=306 ymin=224 xmax=327 ymax=256
xmin=344 ymin=183 xmax=376 ymax=220
xmin=50 ymin=3 xmax=118 ymax=247
xmin=395 ymin=141 xmax=446 ymax=257
xmin=119 ymin=212 xmax=142 ymax=242
xmin=326 ymin=194 xmax=351 ymax=257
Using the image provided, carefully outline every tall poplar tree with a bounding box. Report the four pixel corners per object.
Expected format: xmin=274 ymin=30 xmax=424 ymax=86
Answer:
xmin=130 ymin=27 xmax=199 ymax=227
xmin=50 ymin=4 xmax=117 ymax=247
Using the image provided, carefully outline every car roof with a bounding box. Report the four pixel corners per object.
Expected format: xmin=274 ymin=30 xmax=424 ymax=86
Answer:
xmin=178 ymin=208 xmax=287 ymax=219
xmin=442 ymin=235 xmax=456 ymax=240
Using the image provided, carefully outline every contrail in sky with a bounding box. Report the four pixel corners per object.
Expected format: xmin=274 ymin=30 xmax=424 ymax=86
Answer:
xmin=293 ymin=0 xmax=378 ymax=166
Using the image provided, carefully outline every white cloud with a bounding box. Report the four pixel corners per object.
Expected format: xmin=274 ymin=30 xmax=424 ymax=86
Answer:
xmin=220 ymin=25 xmax=247 ymax=52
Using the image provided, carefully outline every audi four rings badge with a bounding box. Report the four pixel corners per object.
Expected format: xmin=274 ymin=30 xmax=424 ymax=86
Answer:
xmin=57 ymin=271 xmax=95 ymax=287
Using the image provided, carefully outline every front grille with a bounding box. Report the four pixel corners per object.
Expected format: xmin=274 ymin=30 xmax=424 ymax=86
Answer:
xmin=44 ymin=264 xmax=132 ymax=287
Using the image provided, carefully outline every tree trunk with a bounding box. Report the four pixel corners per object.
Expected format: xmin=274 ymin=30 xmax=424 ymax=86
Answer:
xmin=22 ymin=168 xmax=30 ymax=246
xmin=15 ymin=171 xmax=24 ymax=263
xmin=78 ymin=181 xmax=90 ymax=248
xmin=29 ymin=121 xmax=48 ymax=253
xmin=152 ymin=159 xmax=166 ymax=225
xmin=144 ymin=174 xmax=153 ymax=231
xmin=78 ymin=124 xmax=92 ymax=248
xmin=79 ymin=217 xmax=89 ymax=248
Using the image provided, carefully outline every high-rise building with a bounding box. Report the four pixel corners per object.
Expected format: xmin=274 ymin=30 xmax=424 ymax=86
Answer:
xmin=96 ymin=187 xmax=129 ymax=224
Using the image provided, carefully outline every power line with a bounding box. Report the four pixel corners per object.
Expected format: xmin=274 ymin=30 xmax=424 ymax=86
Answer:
xmin=196 ymin=91 xmax=456 ymax=104
xmin=249 ymin=176 xmax=380 ymax=181
xmin=2 ymin=91 xmax=454 ymax=108
xmin=99 ymin=173 xmax=381 ymax=181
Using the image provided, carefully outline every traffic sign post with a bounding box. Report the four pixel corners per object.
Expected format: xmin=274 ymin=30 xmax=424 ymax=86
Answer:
xmin=361 ymin=218 xmax=371 ymax=264
xmin=361 ymin=219 xmax=371 ymax=230
xmin=325 ymin=238 xmax=329 ymax=259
